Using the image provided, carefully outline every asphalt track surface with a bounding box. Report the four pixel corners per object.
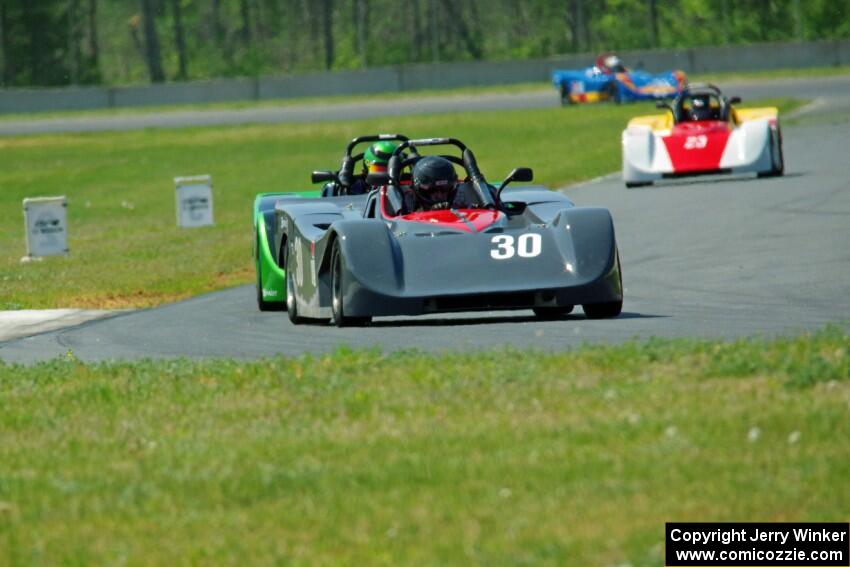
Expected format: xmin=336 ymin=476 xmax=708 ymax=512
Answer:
xmin=2 ymin=79 xmax=849 ymax=362
xmin=2 ymin=75 xmax=850 ymax=136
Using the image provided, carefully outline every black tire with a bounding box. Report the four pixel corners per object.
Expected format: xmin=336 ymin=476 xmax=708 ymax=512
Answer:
xmin=285 ymin=242 xmax=305 ymax=325
xmin=606 ymin=81 xmax=622 ymax=104
xmin=533 ymin=305 xmax=574 ymax=319
xmin=583 ymin=248 xmax=623 ymax=319
xmin=757 ymin=129 xmax=784 ymax=178
xmin=625 ymin=181 xmax=652 ymax=189
xmin=583 ymin=301 xmax=623 ymax=319
xmin=559 ymin=85 xmax=571 ymax=107
xmin=330 ymin=241 xmax=371 ymax=327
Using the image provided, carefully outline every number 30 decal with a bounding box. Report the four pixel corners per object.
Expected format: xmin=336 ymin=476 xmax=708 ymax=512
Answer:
xmin=490 ymin=233 xmax=542 ymax=260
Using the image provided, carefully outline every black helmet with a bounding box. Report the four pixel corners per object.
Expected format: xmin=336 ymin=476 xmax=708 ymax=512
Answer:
xmin=687 ymin=94 xmax=715 ymax=121
xmin=411 ymin=156 xmax=459 ymax=209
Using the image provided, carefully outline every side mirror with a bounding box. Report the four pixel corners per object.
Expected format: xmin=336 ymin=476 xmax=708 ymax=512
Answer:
xmin=311 ymin=170 xmax=336 ymax=184
xmin=496 ymin=167 xmax=534 ymax=202
xmin=728 ymin=96 xmax=742 ymax=105
xmin=509 ymin=167 xmax=533 ymax=183
xmin=365 ymin=172 xmax=390 ymax=187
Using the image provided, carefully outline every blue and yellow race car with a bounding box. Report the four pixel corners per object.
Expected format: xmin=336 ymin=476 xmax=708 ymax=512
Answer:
xmin=552 ymin=53 xmax=686 ymax=106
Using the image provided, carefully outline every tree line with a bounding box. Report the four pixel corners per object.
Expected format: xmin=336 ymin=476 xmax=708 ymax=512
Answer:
xmin=1 ymin=0 xmax=848 ymax=88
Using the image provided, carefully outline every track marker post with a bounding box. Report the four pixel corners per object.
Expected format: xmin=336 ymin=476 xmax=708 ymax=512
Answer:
xmin=174 ymin=175 xmax=214 ymax=228
xmin=22 ymin=196 xmax=69 ymax=262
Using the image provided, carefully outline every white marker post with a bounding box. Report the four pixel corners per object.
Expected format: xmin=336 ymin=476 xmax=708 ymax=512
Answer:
xmin=22 ymin=196 xmax=69 ymax=260
xmin=174 ymin=175 xmax=214 ymax=228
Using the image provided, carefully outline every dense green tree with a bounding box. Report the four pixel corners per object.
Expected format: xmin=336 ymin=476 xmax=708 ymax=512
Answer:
xmin=0 ymin=0 xmax=848 ymax=87
xmin=171 ymin=0 xmax=188 ymax=79
xmin=1 ymin=0 xmax=89 ymax=86
xmin=139 ymin=0 xmax=165 ymax=82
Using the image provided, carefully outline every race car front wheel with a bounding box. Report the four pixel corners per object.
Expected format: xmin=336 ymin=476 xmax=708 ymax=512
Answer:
xmin=583 ymin=250 xmax=623 ymax=319
xmin=331 ymin=241 xmax=371 ymax=328
xmin=583 ymin=301 xmax=623 ymax=319
xmin=758 ymin=128 xmax=784 ymax=178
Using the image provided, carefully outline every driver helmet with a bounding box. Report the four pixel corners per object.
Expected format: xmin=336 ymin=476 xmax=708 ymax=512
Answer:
xmin=603 ymin=54 xmax=625 ymax=73
xmin=363 ymin=141 xmax=400 ymax=173
xmin=688 ymin=95 xmax=714 ymax=121
xmin=411 ymin=156 xmax=459 ymax=209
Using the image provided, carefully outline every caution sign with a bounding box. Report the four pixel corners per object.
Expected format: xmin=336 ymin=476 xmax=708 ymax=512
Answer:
xmin=23 ymin=196 xmax=69 ymax=258
xmin=175 ymin=175 xmax=214 ymax=228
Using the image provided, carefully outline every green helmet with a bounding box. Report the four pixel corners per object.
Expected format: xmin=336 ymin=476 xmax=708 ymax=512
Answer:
xmin=363 ymin=141 xmax=400 ymax=171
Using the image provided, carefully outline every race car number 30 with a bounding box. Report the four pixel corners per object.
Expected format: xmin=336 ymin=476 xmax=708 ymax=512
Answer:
xmin=490 ymin=234 xmax=542 ymax=260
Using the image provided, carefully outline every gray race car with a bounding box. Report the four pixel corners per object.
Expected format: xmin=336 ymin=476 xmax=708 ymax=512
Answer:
xmin=274 ymin=137 xmax=623 ymax=326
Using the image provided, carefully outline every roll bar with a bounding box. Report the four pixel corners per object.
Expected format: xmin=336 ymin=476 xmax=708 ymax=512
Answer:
xmin=344 ymin=133 xmax=409 ymax=157
xmin=388 ymin=138 xmax=497 ymax=209
xmin=338 ymin=133 xmax=409 ymax=187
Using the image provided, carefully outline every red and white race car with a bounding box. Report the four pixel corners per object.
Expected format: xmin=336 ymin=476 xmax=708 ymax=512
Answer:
xmin=621 ymin=84 xmax=784 ymax=188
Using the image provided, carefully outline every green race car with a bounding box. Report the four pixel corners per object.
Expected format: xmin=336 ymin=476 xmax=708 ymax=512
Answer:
xmin=253 ymin=133 xmax=409 ymax=311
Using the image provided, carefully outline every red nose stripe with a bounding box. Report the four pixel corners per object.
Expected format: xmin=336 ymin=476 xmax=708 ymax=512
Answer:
xmin=399 ymin=209 xmax=502 ymax=233
xmin=461 ymin=209 xmax=502 ymax=232
xmin=663 ymin=121 xmax=732 ymax=173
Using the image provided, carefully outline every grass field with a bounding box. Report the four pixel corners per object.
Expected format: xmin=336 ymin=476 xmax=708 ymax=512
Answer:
xmin=692 ymin=64 xmax=850 ymax=84
xmin=0 ymin=98 xmax=802 ymax=310
xmin=0 ymin=327 xmax=847 ymax=566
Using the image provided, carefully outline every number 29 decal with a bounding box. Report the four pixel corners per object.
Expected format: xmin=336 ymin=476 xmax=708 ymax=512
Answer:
xmin=490 ymin=233 xmax=542 ymax=260
xmin=684 ymin=135 xmax=708 ymax=149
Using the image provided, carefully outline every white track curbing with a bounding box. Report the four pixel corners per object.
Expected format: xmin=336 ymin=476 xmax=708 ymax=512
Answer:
xmin=0 ymin=309 xmax=125 ymax=342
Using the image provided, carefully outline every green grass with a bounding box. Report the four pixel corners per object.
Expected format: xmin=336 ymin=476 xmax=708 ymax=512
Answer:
xmin=0 ymin=98 xmax=803 ymax=310
xmin=0 ymin=327 xmax=848 ymax=566
xmin=692 ymin=64 xmax=850 ymax=84
xmin=786 ymin=102 xmax=850 ymax=127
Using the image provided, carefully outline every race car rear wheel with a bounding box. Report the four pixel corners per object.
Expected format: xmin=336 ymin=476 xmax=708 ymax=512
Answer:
xmin=331 ymin=241 xmax=371 ymax=328
xmin=583 ymin=300 xmax=623 ymax=319
xmin=533 ymin=305 xmax=574 ymax=319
